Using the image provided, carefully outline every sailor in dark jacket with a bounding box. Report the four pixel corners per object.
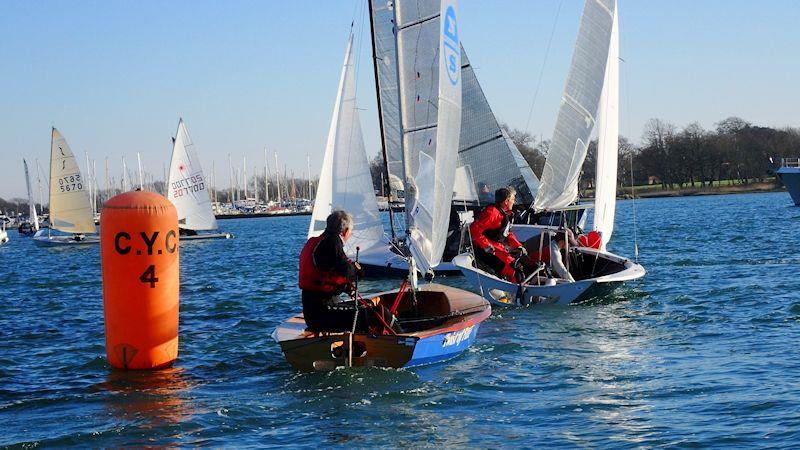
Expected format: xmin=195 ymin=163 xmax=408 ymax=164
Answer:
xmin=298 ymin=210 xmax=362 ymax=332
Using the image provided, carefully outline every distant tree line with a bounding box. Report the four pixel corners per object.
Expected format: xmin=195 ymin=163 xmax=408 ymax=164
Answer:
xmin=505 ymin=117 xmax=800 ymax=190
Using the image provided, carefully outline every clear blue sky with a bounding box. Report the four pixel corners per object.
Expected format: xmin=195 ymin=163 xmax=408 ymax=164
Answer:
xmin=1 ymin=0 xmax=798 ymax=199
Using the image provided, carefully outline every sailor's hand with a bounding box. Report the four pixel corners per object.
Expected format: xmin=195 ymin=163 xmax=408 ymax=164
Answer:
xmin=485 ymin=244 xmax=495 ymax=255
xmin=353 ymin=262 xmax=365 ymax=277
xmin=516 ymin=246 xmax=528 ymax=257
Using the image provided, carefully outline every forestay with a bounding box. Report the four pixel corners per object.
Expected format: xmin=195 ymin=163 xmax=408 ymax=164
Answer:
xmin=534 ymin=0 xmax=616 ymax=212
xmin=167 ymin=119 xmax=219 ymax=231
xmin=308 ymin=34 xmax=384 ymax=256
xmin=458 ymin=48 xmax=539 ymax=205
xmin=395 ymin=0 xmax=462 ymax=274
xmin=592 ymin=4 xmax=619 ymax=250
xmin=49 ymin=128 xmax=96 ymax=234
xmin=24 ymin=159 xmax=39 ymax=230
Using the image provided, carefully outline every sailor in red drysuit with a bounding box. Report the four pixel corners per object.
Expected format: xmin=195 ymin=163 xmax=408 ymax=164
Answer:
xmin=469 ymin=187 xmax=527 ymax=282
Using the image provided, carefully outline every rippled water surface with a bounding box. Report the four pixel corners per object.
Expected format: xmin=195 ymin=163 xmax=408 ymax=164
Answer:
xmin=2 ymin=192 xmax=800 ymax=448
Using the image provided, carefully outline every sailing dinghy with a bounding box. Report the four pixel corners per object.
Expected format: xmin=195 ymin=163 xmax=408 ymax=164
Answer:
xmin=19 ymin=158 xmax=41 ymax=236
xmin=454 ymin=0 xmax=645 ymax=306
xmin=350 ymin=0 xmax=541 ymax=276
xmin=275 ymin=1 xmax=491 ymax=371
xmin=166 ymin=119 xmax=232 ymax=241
xmin=33 ymin=128 xmax=100 ymax=246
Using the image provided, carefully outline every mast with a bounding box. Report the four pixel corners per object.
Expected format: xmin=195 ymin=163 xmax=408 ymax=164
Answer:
xmin=121 ymin=156 xmax=128 ymax=192
xmin=306 ymin=154 xmax=312 ymax=200
xmin=212 ymin=160 xmax=218 ymax=203
xmin=368 ymin=0 xmax=397 ymax=239
xmin=275 ymin=151 xmax=281 ymax=204
xmin=253 ymin=165 xmax=258 ymax=203
xmin=85 ymin=152 xmax=93 ymax=214
xmin=48 ymin=129 xmax=54 ymax=237
xmin=104 ymin=157 xmax=109 ymax=197
xmin=228 ymin=153 xmax=234 ymax=207
xmin=264 ymin=147 xmax=269 ymax=203
xmin=243 ymin=156 xmax=248 ymax=199
xmin=36 ymin=158 xmax=44 ymax=215
xmin=92 ymin=160 xmax=98 ymax=210
xmin=137 ymin=152 xmax=144 ymax=190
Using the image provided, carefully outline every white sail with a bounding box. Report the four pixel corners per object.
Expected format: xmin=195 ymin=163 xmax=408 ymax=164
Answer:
xmin=458 ymin=48 xmax=539 ymax=204
xmin=593 ymin=5 xmax=619 ymax=250
xmin=166 ymin=119 xmax=219 ymax=231
xmin=308 ymin=34 xmax=384 ymax=256
xmin=395 ymin=0 xmax=462 ymax=273
xmin=48 ymin=128 xmax=96 ymax=234
xmin=369 ymin=0 xmax=405 ymax=195
xmin=370 ymin=2 xmax=538 ymax=205
xmin=23 ymin=159 xmax=39 ymax=230
xmin=534 ymin=0 xmax=616 ymax=212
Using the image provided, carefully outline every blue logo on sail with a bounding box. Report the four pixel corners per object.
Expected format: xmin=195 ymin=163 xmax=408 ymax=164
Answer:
xmin=442 ymin=5 xmax=459 ymax=86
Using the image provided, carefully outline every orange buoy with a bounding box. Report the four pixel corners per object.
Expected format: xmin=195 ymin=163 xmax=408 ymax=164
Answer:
xmin=100 ymin=191 xmax=180 ymax=370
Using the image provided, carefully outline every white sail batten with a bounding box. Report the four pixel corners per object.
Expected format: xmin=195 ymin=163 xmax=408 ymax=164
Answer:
xmin=534 ymin=0 xmax=616 ymax=212
xmin=593 ymin=5 xmax=619 ymax=250
xmin=48 ymin=129 xmax=96 ymax=234
xmin=167 ymin=119 xmax=219 ymax=231
xmin=396 ymin=0 xmax=462 ymax=273
xmin=24 ymin=159 xmax=40 ymax=231
xmin=308 ymin=34 xmax=384 ymax=256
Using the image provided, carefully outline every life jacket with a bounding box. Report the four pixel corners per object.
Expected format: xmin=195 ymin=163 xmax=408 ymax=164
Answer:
xmin=578 ymin=230 xmax=603 ymax=249
xmin=482 ymin=204 xmax=513 ymax=243
xmin=298 ymin=234 xmax=348 ymax=293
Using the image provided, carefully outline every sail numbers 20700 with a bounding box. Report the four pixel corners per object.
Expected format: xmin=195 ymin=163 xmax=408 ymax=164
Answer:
xmin=58 ymin=174 xmax=83 ymax=192
xmin=171 ymin=174 xmax=205 ymax=198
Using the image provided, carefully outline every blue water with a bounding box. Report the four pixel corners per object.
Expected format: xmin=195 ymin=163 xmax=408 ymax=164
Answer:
xmin=2 ymin=192 xmax=800 ymax=448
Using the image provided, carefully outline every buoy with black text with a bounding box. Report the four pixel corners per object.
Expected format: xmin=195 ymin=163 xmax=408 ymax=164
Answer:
xmin=100 ymin=191 xmax=180 ymax=370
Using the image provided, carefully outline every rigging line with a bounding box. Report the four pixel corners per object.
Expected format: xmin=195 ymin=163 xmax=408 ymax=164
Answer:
xmin=524 ymin=0 xmax=564 ymax=134
xmin=621 ymin=54 xmax=639 ymax=263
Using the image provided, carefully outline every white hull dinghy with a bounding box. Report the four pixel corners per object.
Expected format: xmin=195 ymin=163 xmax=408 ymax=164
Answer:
xmin=34 ymin=128 xmax=99 ymax=247
xmin=454 ymin=246 xmax=644 ymax=306
xmin=455 ymin=0 xmax=645 ymax=305
xmin=166 ymin=119 xmax=233 ymax=241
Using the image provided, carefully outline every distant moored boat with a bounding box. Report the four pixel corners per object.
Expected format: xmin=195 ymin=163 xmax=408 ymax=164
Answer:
xmin=776 ymin=158 xmax=800 ymax=206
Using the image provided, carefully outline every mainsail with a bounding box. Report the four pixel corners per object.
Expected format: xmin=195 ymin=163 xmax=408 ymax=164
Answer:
xmin=24 ymin=159 xmax=40 ymax=230
xmin=48 ymin=128 xmax=96 ymax=234
xmin=370 ymin=0 xmax=538 ymax=205
xmin=395 ymin=0 xmax=462 ymax=273
xmin=592 ymin=5 xmax=619 ymax=250
xmin=167 ymin=119 xmax=219 ymax=231
xmin=458 ymin=49 xmax=539 ymax=205
xmin=534 ymin=0 xmax=616 ymax=211
xmin=308 ymin=34 xmax=384 ymax=256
